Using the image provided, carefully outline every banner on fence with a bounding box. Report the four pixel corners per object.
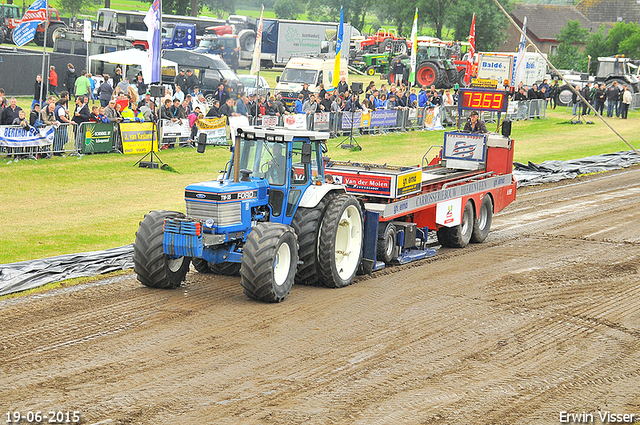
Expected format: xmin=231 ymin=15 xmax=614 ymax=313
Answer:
xmin=284 ymin=114 xmax=307 ymax=130
xmin=425 ymin=106 xmax=444 ymax=131
xmin=261 ymin=116 xmax=279 ymax=127
xmin=407 ymin=109 xmax=417 ymax=121
xmin=196 ymin=117 xmax=227 ymax=145
xmin=313 ymin=112 xmax=330 ymax=131
xmin=80 ymin=122 xmax=113 ymax=153
xmin=370 ymin=110 xmax=398 ymax=127
xmin=341 ymin=111 xmax=362 ymax=129
xmin=120 ymin=122 xmax=157 ymax=154
xmin=161 ymin=119 xmax=190 ymax=139
xmin=361 ymin=112 xmax=371 ymax=127
xmin=0 ymin=125 xmax=54 ymax=148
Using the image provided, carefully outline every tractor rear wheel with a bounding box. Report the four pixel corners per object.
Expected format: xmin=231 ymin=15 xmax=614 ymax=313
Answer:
xmin=318 ymin=194 xmax=363 ymax=288
xmin=395 ymin=40 xmax=408 ymax=55
xmin=471 ymin=196 xmax=493 ymax=243
xmin=556 ymin=85 xmax=573 ymax=107
xmin=416 ymin=62 xmax=441 ymax=87
xmin=240 ymin=223 xmax=298 ymax=302
xmin=437 ymin=200 xmax=474 ymax=248
xmin=291 ymin=193 xmax=335 ymax=286
xmin=133 ymin=210 xmax=191 ymax=289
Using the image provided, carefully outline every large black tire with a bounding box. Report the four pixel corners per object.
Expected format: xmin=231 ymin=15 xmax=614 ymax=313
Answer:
xmin=133 ymin=210 xmax=192 ymax=289
xmin=240 ymin=223 xmax=298 ymax=302
xmin=380 ymin=38 xmax=393 ymax=53
xmin=0 ymin=29 xmax=5 ymax=45
xmin=471 ymin=195 xmax=493 ymax=243
xmin=318 ymin=194 xmax=363 ymax=288
xmin=46 ymin=24 xmax=64 ymax=47
xmin=607 ymin=78 xmax=634 ymax=94
xmin=416 ymin=61 xmax=442 ymax=87
xmin=457 ymin=69 xmax=469 ymax=88
xmin=556 ymin=84 xmax=574 ymax=107
xmin=394 ymin=40 xmax=408 ymax=55
xmin=376 ymin=222 xmax=397 ymax=263
xmin=437 ymin=200 xmax=474 ymax=248
xmin=290 ymin=193 xmax=336 ymax=286
xmin=238 ymin=29 xmax=256 ymax=52
xmin=192 ymin=258 xmax=241 ymax=276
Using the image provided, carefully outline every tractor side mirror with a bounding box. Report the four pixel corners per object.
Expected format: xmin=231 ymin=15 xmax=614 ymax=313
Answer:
xmin=197 ymin=133 xmax=207 ymax=153
xmin=276 ymin=75 xmax=280 ymax=83
xmin=301 ymin=143 xmax=312 ymax=164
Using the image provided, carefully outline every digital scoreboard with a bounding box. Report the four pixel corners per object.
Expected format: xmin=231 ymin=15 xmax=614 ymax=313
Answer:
xmin=458 ymin=88 xmax=509 ymax=113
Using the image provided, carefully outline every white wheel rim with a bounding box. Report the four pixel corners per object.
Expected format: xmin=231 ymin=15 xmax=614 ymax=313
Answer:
xmin=335 ymin=205 xmax=362 ymax=280
xmin=385 ymin=231 xmax=394 ymax=257
xmin=461 ymin=206 xmax=472 ymax=236
xmin=478 ymin=204 xmax=488 ymax=230
xmin=167 ymin=256 xmax=184 ymax=272
xmin=273 ymin=241 xmax=291 ymax=287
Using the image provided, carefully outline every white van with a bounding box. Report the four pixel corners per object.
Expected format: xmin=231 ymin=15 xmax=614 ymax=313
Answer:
xmin=275 ymin=56 xmax=348 ymax=94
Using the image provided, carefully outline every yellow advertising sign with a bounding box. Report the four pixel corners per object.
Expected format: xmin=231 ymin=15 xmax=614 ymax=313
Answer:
xmin=120 ymin=122 xmax=157 ymax=155
xmin=396 ymin=170 xmax=422 ymax=196
xmin=196 ymin=117 xmax=226 ymax=130
xmin=470 ymin=78 xmax=498 ymax=89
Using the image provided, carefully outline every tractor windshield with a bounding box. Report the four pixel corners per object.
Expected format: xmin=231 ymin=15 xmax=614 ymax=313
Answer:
xmin=231 ymin=138 xmax=287 ymax=186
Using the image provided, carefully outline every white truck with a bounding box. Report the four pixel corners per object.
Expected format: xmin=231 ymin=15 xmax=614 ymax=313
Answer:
xmin=275 ymin=56 xmax=348 ymax=106
xmin=477 ymin=51 xmax=548 ymax=89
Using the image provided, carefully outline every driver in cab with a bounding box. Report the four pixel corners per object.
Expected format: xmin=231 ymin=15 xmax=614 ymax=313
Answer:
xmin=265 ymin=143 xmax=286 ymax=185
xmin=463 ymin=110 xmax=488 ymax=134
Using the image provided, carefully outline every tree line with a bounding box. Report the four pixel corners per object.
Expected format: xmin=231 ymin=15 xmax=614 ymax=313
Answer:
xmin=551 ymin=20 xmax=640 ymax=74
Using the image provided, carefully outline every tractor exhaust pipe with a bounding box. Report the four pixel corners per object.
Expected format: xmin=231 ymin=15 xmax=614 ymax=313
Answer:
xmin=233 ymin=128 xmax=242 ymax=183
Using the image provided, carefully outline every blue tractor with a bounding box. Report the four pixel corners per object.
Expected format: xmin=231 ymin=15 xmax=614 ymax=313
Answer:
xmin=133 ymin=127 xmax=363 ymax=302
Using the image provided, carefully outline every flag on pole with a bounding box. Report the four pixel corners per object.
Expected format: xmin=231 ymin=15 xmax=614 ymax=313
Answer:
xmin=465 ymin=13 xmax=476 ymax=85
xmin=143 ymin=0 xmax=161 ymax=83
xmin=332 ymin=7 xmax=344 ymax=88
xmin=409 ymin=8 xmax=418 ymax=85
xmin=468 ymin=13 xmax=476 ymax=60
xmin=511 ymin=16 xmax=527 ymax=87
xmin=12 ymin=0 xmax=48 ymax=47
xmin=250 ymin=5 xmax=264 ymax=75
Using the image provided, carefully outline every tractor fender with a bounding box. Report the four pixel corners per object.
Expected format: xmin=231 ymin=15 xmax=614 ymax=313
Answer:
xmin=298 ymin=184 xmax=346 ymax=209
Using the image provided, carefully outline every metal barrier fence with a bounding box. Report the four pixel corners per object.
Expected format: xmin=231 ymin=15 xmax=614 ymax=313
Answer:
xmin=0 ymin=122 xmax=122 ymax=159
xmin=0 ymin=123 xmax=78 ymax=159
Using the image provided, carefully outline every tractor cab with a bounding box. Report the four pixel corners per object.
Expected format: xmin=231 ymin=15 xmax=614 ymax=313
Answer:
xmin=225 ymin=127 xmax=327 ymax=224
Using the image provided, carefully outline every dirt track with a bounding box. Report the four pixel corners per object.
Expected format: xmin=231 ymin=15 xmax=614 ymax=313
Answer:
xmin=2 ymin=167 xmax=640 ymax=425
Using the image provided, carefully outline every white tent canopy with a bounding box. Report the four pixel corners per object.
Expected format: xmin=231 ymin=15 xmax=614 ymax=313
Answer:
xmin=88 ymin=49 xmax=177 ymax=84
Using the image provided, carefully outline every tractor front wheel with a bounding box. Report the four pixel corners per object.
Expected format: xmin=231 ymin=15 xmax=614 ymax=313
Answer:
xmin=240 ymin=223 xmax=298 ymax=302
xmin=133 ymin=210 xmax=191 ymax=289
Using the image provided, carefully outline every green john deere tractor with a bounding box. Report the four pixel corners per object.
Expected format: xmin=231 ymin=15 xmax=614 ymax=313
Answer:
xmin=352 ymin=52 xmax=392 ymax=77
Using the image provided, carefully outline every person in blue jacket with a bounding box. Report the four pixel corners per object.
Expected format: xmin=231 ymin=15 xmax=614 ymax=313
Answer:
xmin=295 ymin=94 xmax=304 ymax=114
xmin=418 ymin=85 xmax=429 ymax=108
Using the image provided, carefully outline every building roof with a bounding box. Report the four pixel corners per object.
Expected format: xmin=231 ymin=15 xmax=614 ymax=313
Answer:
xmin=511 ymin=4 xmax=593 ymax=41
xmin=576 ymin=0 xmax=640 ymax=24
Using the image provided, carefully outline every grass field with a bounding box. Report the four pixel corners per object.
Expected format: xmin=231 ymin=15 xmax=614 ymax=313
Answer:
xmin=1 ymin=95 xmax=639 ymax=264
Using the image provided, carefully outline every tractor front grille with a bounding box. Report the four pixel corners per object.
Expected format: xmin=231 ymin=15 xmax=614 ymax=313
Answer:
xmin=186 ymin=200 xmax=242 ymax=227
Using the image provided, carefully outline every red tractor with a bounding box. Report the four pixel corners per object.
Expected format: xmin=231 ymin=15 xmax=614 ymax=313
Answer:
xmin=5 ymin=6 xmax=66 ymax=47
xmin=353 ymin=28 xmax=409 ymax=56
xmin=388 ymin=38 xmax=475 ymax=88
